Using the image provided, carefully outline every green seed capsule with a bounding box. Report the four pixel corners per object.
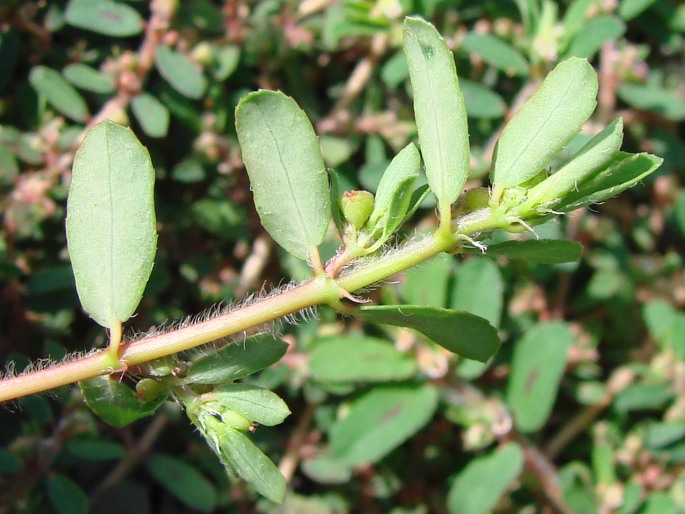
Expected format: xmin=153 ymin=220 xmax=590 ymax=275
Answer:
xmin=464 ymin=187 xmax=490 ymax=211
xmin=340 ymin=190 xmax=375 ymax=230
xmin=136 ymin=378 xmax=163 ymax=401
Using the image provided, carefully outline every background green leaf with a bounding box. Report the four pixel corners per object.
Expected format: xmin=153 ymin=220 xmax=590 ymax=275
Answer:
xmin=403 ymin=17 xmax=470 ymax=213
xmin=330 ymin=384 xmax=438 ymax=466
xmin=357 ymin=305 xmax=500 ymax=362
xmin=309 ymin=335 xmax=416 ymax=383
xmin=65 ymin=0 xmax=143 ymax=37
xmin=146 ymin=455 xmax=217 ymax=512
xmin=63 ymin=63 xmax=115 ymax=94
xmin=564 ymin=16 xmax=626 ymax=59
xmin=155 ymin=46 xmax=207 ymax=100
xmin=29 ymin=66 xmax=88 ymax=122
xmin=46 ymin=475 xmax=89 ymax=514
xmin=450 ymin=257 xmax=504 ymax=328
xmin=507 ymin=322 xmax=573 ymax=432
xmin=66 ymin=120 xmax=157 ymax=328
xmin=235 ymin=90 xmax=331 ymax=261
xmin=481 ymin=239 xmax=583 ymax=263
xmin=461 ymin=33 xmax=529 ymax=76
xmin=131 ymin=93 xmax=170 ymax=138
xmin=447 ymin=443 xmax=524 ymax=514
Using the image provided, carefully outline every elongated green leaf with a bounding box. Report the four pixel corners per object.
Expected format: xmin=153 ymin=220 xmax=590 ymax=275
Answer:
xmin=209 ymin=384 xmax=291 ymax=426
xmin=80 ymin=376 xmax=167 ymax=428
xmin=521 ymin=118 xmax=624 ymax=211
xmin=330 ymin=384 xmax=438 ymax=466
xmin=187 ymin=333 xmax=288 ymax=384
xmin=236 ymin=90 xmax=331 ymax=261
xmin=447 ymin=443 xmax=524 ymax=514
xmin=480 ymin=239 xmax=583 ymax=263
xmin=155 ymin=46 xmax=207 ymax=100
xmin=491 ymin=58 xmax=598 ymax=191
xmin=618 ymin=0 xmax=658 ymax=20
xmin=617 ymin=82 xmax=685 ymax=121
xmin=461 ymin=33 xmax=529 ymax=77
xmin=403 ymin=17 xmax=469 ymax=213
xmin=147 ymin=455 xmax=217 ymax=512
xmin=131 ymin=92 xmax=170 ymax=138
xmin=47 ymin=475 xmax=89 ymax=514
xmin=365 ymin=143 xmax=420 ymax=242
xmin=357 ymin=305 xmax=500 ymax=362
xmin=29 ymin=66 xmax=88 ymax=122
xmin=309 ymin=335 xmax=416 ymax=383
xmin=66 ymin=120 xmax=157 ymax=328
xmin=564 ymin=16 xmax=625 ymax=59
xmin=220 ymin=429 xmax=287 ymax=503
xmin=557 ymin=152 xmax=663 ymax=210
xmin=63 ymin=63 xmax=115 ymax=94
xmin=65 ymin=0 xmax=143 ymax=37
xmin=507 ymin=322 xmax=573 ymax=432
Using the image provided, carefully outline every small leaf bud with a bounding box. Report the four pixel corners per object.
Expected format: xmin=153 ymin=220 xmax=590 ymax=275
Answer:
xmin=340 ymin=190 xmax=375 ymax=230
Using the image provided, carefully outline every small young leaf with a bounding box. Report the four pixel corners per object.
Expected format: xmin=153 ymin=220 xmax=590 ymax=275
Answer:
xmin=461 ymin=33 xmax=529 ymax=76
xmin=447 ymin=443 xmax=524 ymax=514
xmin=46 ymin=475 xmax=89 ymax=514
xmin=479 ymin=239 xmax=583 ymax=263
xmin=65 ymin=0 xmax=143 ymax=37
xmin=147 ymin=455 xmax=217 ymax=512
xmin=520 ymin=118 xmax=624 ymax=212
xmin=309 ymin=335 xmax=416 ymax=383
xmin=557 ymin=152 xmax=663 ymax=210
xmin=235 ymin=90 xmax=331 ymax=261
xmin=131 ymin=93 xmax=170 ymax=138
xmin=491 ymin=58 xmax=598 ymax=192
xmin=29 ymin=66 xmax=89 ymax=122
xmin=403 ymin=17 xmax=470 ymax=215
xmin=155 ymin=46 xmax=207 ymax=100
xmin=80 ymin=376 xmax=167 ymax=428
xmin=357 ymin=305 xmax=500 ymax=362
xmin=564 ymin=16 xmax=625 ymax=59
xmin=208 ymin=384 xmax=291 ymax=426
xmin=66 ymin=120 xmax=157 ymax=329
xmin=364 ymin=143 xmax=420 ymax=243
xmin=330 ymin=384 xmax=438 ymax=466
xmin=186 ymin=333 xmax=288 ymax=384
xmin=506 ymin=322 xmax=573 ymax=432
xmin=220 ymin=429 xmax=287 ymax=503
xmin=63 ymin=63 xmax=115 ymax=94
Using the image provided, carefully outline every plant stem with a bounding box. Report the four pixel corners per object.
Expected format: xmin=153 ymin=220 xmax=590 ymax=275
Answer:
xmin=0 ymin=211 xmax=505 ymax=402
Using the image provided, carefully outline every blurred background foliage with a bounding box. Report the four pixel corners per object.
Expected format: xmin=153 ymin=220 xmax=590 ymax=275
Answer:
xmin=1 ymin=0 xmax=685 ymax=512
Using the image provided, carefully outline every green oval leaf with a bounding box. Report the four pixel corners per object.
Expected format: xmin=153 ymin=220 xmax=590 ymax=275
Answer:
xmin=66 ymin=120 xmax=157 ymax=329
xmin=478 ymin=239 xmax=583 ymax=263
xmin=460 ymin=78 xmax=506 ymax=119
xmin=403 ymin=17 xmax=470 ymax=215
xmin=450 ymin=257 xmax=504 ymax=328
xmin=447 ymin=443 xmax=524 ymax=514
xmin=309 ymin=335 xmax=416 ymax=383
xmin=209 ymin=384 xmax=291 ymax=426
xmin=220 ymin=429 xmax=287 ymax=503
xmin=520 ymin=118 xmax=624 ymax=212
xmin=235 ymin=90 xmax=331 ymax=261
xmin=330 ymin=384 xmax=438 ymax=466
xmin=47 ymin=475 xmax=89 ymax=514
xmin=147 ymin=455 xmax=217 ymax=512
xmin=65 ymin=0 xmax=143 ymax=37
xmin=131 ymin=92 xmax=170 ymax=138
xmin=155 ymin=46 xmax=207 ymax=100
xmin=506 ymin=322 xmax=573 ymax=432
xmin=29 ymin=66 xmax=89 ymax=122
xmin=491 ymin=58 xmax=598 ymax=191
xmin=79 ymin=376 xmax=167 ymax=428
xmin=186 ymin=333 xmax=288 ymax=384
xmin=461 ymin=33 xmax=529 ymax=77
xmin=357 ymin=304 xmax=500 ymax=362
xmin=63 ymin=63 xmax=115 ymax=94
xmin=564 ymin=16 xmax=626 ymax=59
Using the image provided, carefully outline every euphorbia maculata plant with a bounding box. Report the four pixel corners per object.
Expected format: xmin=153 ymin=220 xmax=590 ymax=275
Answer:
xmin=0 ymin=17 xmax=661 ymax=502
